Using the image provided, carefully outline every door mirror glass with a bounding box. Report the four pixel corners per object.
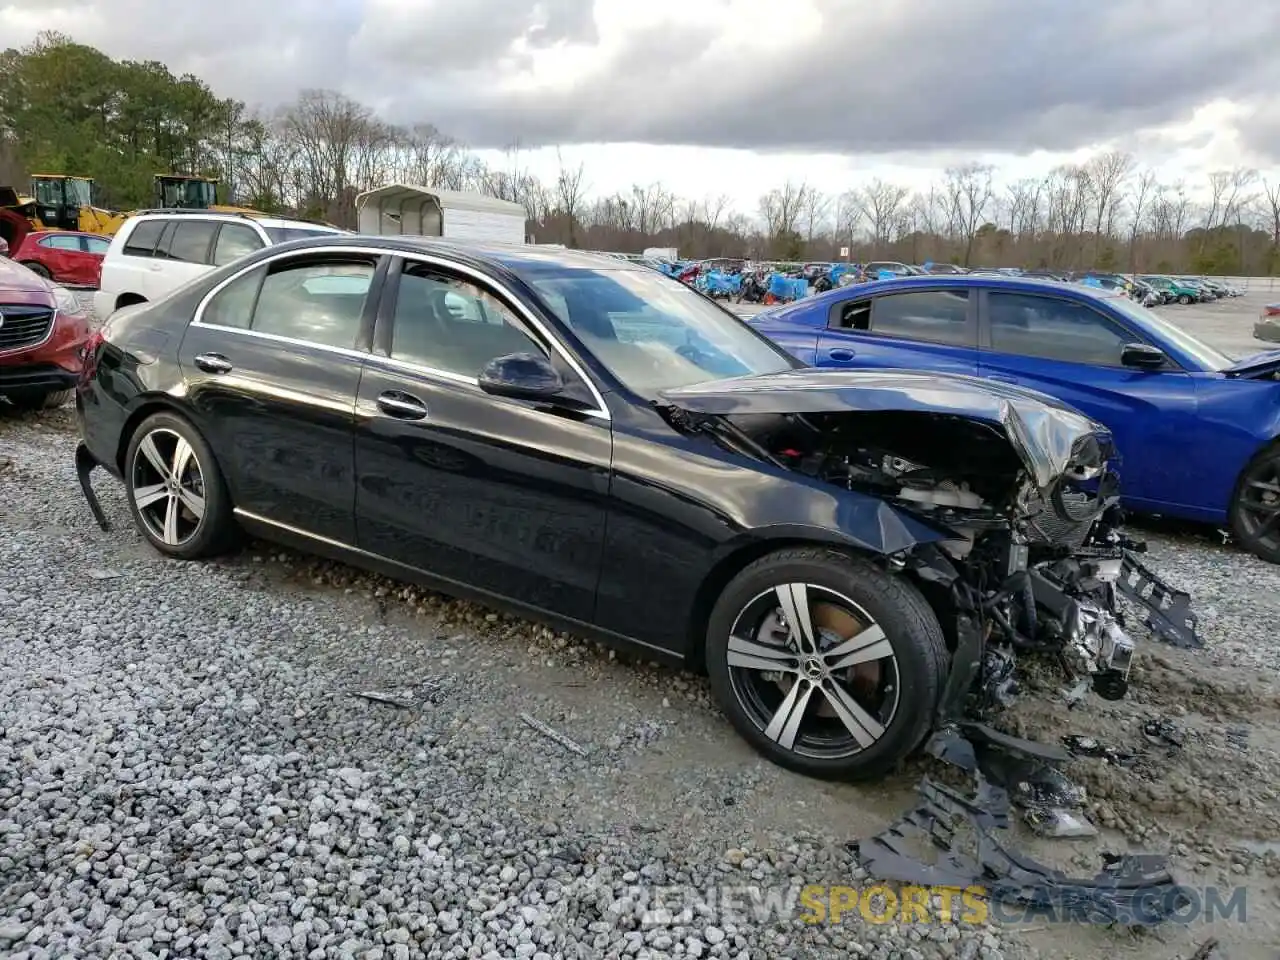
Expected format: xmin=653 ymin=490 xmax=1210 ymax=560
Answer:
xmin=1120 ymin=342 xmax=1167 ymax=369
xmin=478 ymin=352 xmax=564 ymax=400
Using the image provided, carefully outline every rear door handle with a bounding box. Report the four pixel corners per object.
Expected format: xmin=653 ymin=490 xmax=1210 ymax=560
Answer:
xmin=376 ymin=390 xmax=428 ymax=420
xmin=193 ymin=353 xmax=233 ymax=374
xmin=827 ymin=349 xmax=856 ymax=362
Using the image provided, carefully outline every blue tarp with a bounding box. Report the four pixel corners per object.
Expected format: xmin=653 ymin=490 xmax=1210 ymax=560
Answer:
xmin=698 ymin=270 xmax=742 ymax=296
xmin=767 ymin=274 xmax=809 ymax=301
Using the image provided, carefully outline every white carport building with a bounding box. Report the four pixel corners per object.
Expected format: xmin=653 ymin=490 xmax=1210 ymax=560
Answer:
xmin=354 ymin=184 xmax=528 ymax=244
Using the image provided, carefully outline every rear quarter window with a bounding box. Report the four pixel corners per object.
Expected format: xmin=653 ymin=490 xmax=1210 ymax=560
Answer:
xmin=123 ymin=220 xmax=165 ymax=257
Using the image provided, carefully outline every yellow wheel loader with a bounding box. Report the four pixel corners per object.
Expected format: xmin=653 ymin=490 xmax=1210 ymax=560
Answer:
xmin=153 ymin=175 xmax=260 ymax=215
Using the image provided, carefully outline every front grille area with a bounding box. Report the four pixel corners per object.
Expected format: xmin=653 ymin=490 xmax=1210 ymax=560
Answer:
xmin=0 ymin=304 xmax=55 ymax=353
xmin=1028 ymin=491 xmax=1097 ymax=549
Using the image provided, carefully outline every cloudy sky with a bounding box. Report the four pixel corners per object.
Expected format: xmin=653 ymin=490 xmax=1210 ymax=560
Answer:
xmin=4 ymin=0 xmax=1279 ymax=206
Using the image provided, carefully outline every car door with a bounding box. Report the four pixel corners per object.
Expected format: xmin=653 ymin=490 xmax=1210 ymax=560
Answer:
xmin=178 ymin=249 xmax=387 ymax=543
xmin=35 ymin=233 xmax=82 ymax=281
xmin=976 ymin=288 xmax=1198 ymax=506
xmin=815 ymin=287 xmax=979 ymax=375
xmin=353 ymin=256 xmax=612 ymax=623
xmin=151 ymin=219 xmax=220 ymax=299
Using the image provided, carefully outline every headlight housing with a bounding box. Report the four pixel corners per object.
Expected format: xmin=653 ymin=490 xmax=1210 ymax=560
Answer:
xmin=50 ymin=284 xmax=86 ymax=317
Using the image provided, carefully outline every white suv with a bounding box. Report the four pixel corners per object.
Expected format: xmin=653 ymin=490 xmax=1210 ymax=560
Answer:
xmin=94 ymin=210 xmax=346 ymax=318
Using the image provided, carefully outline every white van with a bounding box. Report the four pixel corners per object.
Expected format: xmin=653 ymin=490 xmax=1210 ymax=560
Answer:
xmin=94 ymin=211 xmax=346 ymax=318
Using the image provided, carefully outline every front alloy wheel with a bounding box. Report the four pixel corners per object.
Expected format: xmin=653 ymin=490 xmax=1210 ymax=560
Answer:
xmin=1231 ymin=446 xmax=1280 ymax=564
xmin=705 ymin=548 xmax=947 ymax=781
xmin=124 ymin=412 xmax=237 ymax=559
xmin=727 ymin=584 xmax=899 ymax=759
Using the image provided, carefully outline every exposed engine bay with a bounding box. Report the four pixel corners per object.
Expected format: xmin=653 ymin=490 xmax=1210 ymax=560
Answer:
xmin=679 ymin=406 xmax=1199 ymax=707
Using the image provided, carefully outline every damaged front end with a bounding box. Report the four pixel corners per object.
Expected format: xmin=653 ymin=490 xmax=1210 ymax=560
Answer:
xmin=661 ymin=369 xmax=1203 ymax=923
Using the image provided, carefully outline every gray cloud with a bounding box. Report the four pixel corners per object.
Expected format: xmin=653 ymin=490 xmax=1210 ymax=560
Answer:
xmin=4 ymin=0 xmax=1279 ymax=160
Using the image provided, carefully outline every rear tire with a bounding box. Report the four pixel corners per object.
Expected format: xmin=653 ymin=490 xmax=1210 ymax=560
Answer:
xmin=20 ymin=261 xmax=51 ymax=279
xmin=1177 ymin=294 xmax=1192 ymax=305
xmin=124 ymin=411 xmax=239 ymax=560
xmin=4 ymin=388 xmax=73 ymax=410
xmin=704 ymin=547 xmax=948 ymax=781
xmin=1230 ymin=444 xmax=1280 ymax=564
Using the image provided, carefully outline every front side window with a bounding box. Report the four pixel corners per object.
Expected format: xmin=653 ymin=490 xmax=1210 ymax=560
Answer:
xmin=868 ymin=290 xmax=972 ymax=346
xmin=531 ymin=267 xmax=793 ymax=395
xmin=390 ymin=265 xmax=545 ymax=377
xmin=249 ymin=258 xmax=376 ymax=349
xmin=987 ymin=292 xmax=1132 ymax=365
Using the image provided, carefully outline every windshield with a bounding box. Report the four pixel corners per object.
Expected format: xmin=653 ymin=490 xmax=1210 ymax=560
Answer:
xmin=183 ymin=180 xmax=215 ymax=207
xmin=1106 ymin=294 xmax=1235 ymax=370
xmin=66 ymin=178 xmax=92 ymax=207
xmin=531 ymin=268 xmax=797 ymax=395
xmin=263 ymin=226 xmax=344 ymax=244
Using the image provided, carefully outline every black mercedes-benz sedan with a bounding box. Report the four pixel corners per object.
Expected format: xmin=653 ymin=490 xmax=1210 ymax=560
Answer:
xmin=75 ymin=235 xmax=1153 ymax=781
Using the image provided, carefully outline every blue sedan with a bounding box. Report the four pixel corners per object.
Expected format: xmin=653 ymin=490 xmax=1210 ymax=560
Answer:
xmin=750 ymin=275 xmax=1280 ymax=562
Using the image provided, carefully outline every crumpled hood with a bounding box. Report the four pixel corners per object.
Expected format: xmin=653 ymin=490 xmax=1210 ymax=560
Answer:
xmin=1223 ymin=348 xmax=1280 ymax=377
xmin=659 ymin=368 xmax=1113 ymax=491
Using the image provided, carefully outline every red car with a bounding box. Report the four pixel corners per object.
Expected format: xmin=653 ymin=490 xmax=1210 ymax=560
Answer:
xmin=0 ymin=255 xmax=93 ymax=410
xmin=12 ymin=230 xmax=109 ymax=287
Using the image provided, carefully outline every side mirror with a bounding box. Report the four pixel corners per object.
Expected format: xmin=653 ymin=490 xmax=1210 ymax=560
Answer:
xmin=478 ymin=352 xmax=564 ymax=400
xmin=1120 ymin=342 xmax=1167 ymax=369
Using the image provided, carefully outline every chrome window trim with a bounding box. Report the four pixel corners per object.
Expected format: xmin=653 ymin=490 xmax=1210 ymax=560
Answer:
xmin=189 ymin=245 xmax=612 ymax=420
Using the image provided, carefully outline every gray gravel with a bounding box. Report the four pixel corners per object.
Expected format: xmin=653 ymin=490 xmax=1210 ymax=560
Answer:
xmin=4 ymin=339 xmax=1280 ymax=959
xmin=1 ymin=420 xmax=1018 ymax=960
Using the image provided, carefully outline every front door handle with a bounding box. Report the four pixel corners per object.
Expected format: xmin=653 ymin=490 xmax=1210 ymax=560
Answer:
xmin=376 ymin=390 xmax=428 ymax=420
xmin=827 ymin=349 xmax=856 ymax=362
xmin=987 ymin=374 xmax=1019 ymax=384
xmin=194 ymin=352 xmax=233 ymax=374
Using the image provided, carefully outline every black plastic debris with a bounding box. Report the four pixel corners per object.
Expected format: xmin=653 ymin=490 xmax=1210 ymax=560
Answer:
xmin=1117 ymin=552 xmax=1201 ymax=648
xmin=1225 ymin=726 xmax=1249 ymax=751
xmin=852 ymin=779 xmax=1191 ymax=926
xmin=1062 ymin=735 xmax=1141 ymax=767
xmin=1142 ymin=718 xmax=1186 ymax=753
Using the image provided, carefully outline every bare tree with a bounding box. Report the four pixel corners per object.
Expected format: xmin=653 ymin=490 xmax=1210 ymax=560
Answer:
xmin=552 ymin=149 xmax=588 ymax=246
xmin=1126 ymin=169 xmax=1156 ymax=272
xmin=759 ymin=180 xmax=811 ymax=239
xmin=851 ymin=178 xmax=910 ymax=255
xmin=943 ymin=163 xmax=994 ymax=266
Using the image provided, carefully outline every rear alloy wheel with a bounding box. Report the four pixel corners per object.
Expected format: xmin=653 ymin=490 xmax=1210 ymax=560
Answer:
xmin=124 ymin=412 xmax=237 ymax=559
xmin=1230 ymin=446 xmax=1280 ymax=564
xmin=705 ymin=548 xmax=947 ymax=781
xmin=1177 ymin=294 xmax=1192 ymax=305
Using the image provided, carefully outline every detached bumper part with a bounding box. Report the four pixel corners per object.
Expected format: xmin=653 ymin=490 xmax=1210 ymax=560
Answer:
xmin=75 ymin=441 xmax=111 ymax=532
xmin=1117 ymin=552 xmax=1201 ymax=648
xmin=852 ymin=779 xmax=1191 ymax=926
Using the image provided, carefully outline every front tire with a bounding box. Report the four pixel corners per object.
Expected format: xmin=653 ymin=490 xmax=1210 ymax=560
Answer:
xmin=20 ymin=261 xmax=51 ymax=279
xmin=1178 ymin=294 xmax=1192 ymax=305
xmin=124 ymin=411 xmax=238 ymax=559
xmin=704 ymin=547 xmax=948 ymax=781
xmin=1230 ymin=444 xmax=1280 ymax=564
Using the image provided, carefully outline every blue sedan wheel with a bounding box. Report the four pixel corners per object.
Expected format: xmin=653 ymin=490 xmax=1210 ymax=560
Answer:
xmin=1231 ymin=445 xmax=1280 ymax=563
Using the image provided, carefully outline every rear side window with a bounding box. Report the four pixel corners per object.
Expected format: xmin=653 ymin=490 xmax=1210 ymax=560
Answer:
xmin=163 ymin=221 xmax=219 ymax=264
xmin=212 ymin=223 xmax=264 ymax=266
xmin=84 ymin=236 xmax=110 ymax=254
xmin=251 ymin=257 xmax=377 ymax=349
xmin=200 ymin=266 xmax=264 ymax=330
xmin=865 ymin=290 xmax=972 ymax=346
xmin=123 ymin=220 xmax=165 ymax=257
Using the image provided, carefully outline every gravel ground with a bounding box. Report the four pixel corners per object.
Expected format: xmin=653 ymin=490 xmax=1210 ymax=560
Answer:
xmin=2 ymin=291 xmax=1279 ymax=959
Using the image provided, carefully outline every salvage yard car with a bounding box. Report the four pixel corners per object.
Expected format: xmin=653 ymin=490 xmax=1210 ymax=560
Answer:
xmin=753 ymin=274 xmax=1280 ymax=563
xmin=0 ymin=254 xmax=93 ymax=409
xmin=75 ymin=238 xmax=1192 ymax=781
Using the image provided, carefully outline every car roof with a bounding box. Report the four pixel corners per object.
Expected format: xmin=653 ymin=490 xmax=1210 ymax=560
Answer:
xmin=842 ymin=273 xmax=1124 ymax=301
xmin=261 ymin=234 xmax=652 ymax=278
xmin=126 ymin=211 xmax=344 ymax=233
